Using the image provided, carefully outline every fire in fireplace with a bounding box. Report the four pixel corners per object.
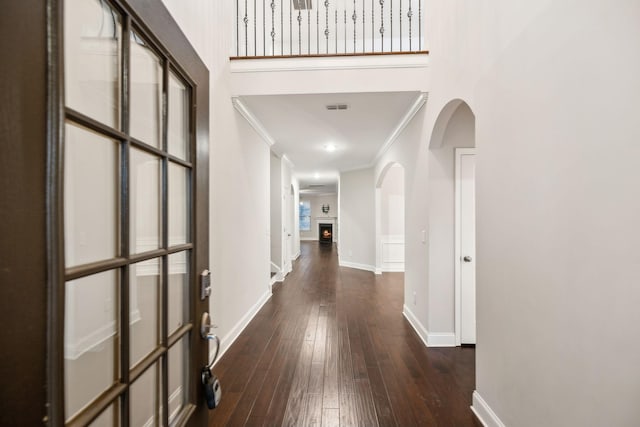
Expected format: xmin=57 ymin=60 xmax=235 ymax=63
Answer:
xmin=319 ymin=223 xmax=333 ymax=244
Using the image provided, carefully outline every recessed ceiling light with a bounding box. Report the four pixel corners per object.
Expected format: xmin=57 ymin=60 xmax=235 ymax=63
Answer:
xmin=314 ymin=173 xmax=320 ymax=179
xmin=325 ymin=144 xmax=336 ymax=152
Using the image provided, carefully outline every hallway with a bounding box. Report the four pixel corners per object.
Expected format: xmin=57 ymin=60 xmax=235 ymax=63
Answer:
xmin=209 ymin=242 xmax=479 ymax=426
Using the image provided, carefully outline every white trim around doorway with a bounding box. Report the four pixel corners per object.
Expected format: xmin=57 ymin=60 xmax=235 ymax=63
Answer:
xmin=455 ymin=148 xmax=476 ymax=346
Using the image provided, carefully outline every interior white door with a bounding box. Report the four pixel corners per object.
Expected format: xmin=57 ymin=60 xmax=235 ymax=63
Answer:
xmin=459 ymin=152 xmax=476 ymax=344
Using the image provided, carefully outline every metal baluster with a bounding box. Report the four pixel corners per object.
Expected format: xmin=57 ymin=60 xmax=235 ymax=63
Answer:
xmin=407 ymin=0 xmax=412 ymax=51
xmin=380 ymin=0 xmax=384 ymax=53
xmin=419 ymin=0 xmax=422 ymax=50
xmin=352 ymin=0 xmax=357 ymax=53
xmin=362 ymin=0 xmax=365 ymax=53
xmin=236 ymin=0 xmax=239 ymax=56
xmin=244 ymin=0 xmax=248 ymax=55
xmin=308 ymin=9 xmax=311 ymax=54
xmin=298 ymin=10 xmax=302 ymax=54
xmin=271 ymin=0 xmax=275 ymax=55
xmin=325 ymin=0 xmax=329 ymax=54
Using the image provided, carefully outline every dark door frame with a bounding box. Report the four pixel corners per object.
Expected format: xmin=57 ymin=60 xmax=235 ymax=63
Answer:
xmin=0 ymin=0 xmax=209 ymax=425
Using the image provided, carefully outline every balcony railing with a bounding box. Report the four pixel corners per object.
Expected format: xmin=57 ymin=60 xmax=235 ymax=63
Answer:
xmin=233 ymin=0 xmax=426 ymax=58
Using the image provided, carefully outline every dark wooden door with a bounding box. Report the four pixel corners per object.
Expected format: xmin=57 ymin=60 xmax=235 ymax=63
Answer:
xmin=0 ymin=0 xmax=210 ymax=425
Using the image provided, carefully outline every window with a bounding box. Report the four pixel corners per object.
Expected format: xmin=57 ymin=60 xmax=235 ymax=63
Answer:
xmin=299 ymin=200 xmax=311 ymax=231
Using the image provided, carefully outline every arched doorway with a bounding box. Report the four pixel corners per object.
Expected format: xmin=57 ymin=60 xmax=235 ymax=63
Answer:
xmin=428 ymin=100 xmax=476 ymax=345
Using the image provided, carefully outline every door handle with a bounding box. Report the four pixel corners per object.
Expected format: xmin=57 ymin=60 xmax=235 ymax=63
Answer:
xmin=200 ymin=312 xmax=218 ymax=340
xmin=201 ymin=311 xmax=222 ymax=409
xmin=463 ymin=256 xmax=472 ymax=262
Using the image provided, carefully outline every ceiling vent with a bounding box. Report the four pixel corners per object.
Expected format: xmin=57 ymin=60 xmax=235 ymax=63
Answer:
xmin=326 ymin=104 xmax=348 ymax=111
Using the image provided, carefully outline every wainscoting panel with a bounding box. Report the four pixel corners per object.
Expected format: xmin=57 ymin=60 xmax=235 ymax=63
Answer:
xmin=382 ymin=235 xmax=405 ymax=272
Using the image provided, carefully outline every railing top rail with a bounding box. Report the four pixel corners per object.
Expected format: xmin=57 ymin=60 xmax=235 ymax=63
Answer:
xmin=230 ymin=50 xmax=429 ymax=60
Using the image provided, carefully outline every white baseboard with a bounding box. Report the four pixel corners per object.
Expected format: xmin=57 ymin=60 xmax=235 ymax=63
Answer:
xmin=300 ymin=237 xmax=317 ymax=241
xmin=427 ymin=331 xmax=456 ymax=347
xmin=403 ymin=305 xmax=456 ymax=347
xmin=471 ymin=391 xmax=506 ymax=427
xmin=402 ymin=305 xmax=430 ymax=347
xmin=338 ymin=259 xmax=376 ymax=273
xmin=381 ymin=264 xmax=405 ymax=272
xmin=375 ymin=268 xmax=382 ymax=275
xmin=293 ymin=251 xmax=300 ymax=260
xmin=212 ymin=290 xmax=272 ymax=366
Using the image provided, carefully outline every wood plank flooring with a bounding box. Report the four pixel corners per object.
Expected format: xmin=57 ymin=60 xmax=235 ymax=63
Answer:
xmin=209 ymin=242 xmax=480 ymax=427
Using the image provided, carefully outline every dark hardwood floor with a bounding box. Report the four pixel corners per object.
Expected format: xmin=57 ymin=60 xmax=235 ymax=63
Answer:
xmin=209 ymin=242 xmax=480 ymax=427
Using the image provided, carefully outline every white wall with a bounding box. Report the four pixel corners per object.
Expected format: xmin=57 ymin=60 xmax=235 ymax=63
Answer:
xmin=427 ymin=103 xmax=474 ymax=333
xmin=281 ymin=160 xmax=295 ymax=273
xmin=270 ymin=153 xmax=282 ymax=268
xmin=292 ymin=178 xmax=301 ymax=258
xmin=380 ymin=164 xmax=405 ymax=236
xmin=423 ymin=0 xmax=640 ymax=425
xmin=162 ymin=0 xmax=272 ymax=358
xmin=378 ymin=164 xmax=405 ymax=273
xmin=339 ymin=168 xmax=375 ymax=272
xmin=300 ymin=194 xmax=338 ymax=241
xmin=230 ymin=55 xmax=429 ymax=97
xmin=373 ymin=107 xmax=432 ymax=343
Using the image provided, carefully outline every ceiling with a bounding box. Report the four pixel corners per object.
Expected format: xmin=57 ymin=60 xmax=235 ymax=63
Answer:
xmin=238 ymin=91 xmax=422 ymax=194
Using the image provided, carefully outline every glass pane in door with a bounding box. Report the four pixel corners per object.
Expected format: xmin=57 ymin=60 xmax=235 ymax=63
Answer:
xmin=64 ymin=270 xmax=119 ymax=421
xmin=64 ymin=123 xmax=118 ymax=268
xmin=168 ymin=336 xmax=189 ymax=426
xmin=130 ymin=148 xmax=161 ymax=253
xmin=89 ymin=403 xmax=119 ymax=427
xmin=131 ymin=364 xmax=161 ymax=427
xmin=130 ymin=31 xmax=163 ymax=148
xmin=130 ymin=259 xmax=161 ymax=367
xmin=167 ymin=251 xmax=188 ymax=335
xmin=168 ymin=163 xmax=189 ymax=246
xmin=168 ymin=71 xmax=190 ymax=161
xmin=64 ymin=0 xmax=121 ymax=129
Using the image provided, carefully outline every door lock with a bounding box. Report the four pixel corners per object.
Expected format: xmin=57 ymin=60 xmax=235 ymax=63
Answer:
xmin=202 ymin=366 xmax=221 ymax=409
xmin=463 ymin=256 xmax=472 ymax=262
xmin=200 ymin=269 xmax=211 ymax=300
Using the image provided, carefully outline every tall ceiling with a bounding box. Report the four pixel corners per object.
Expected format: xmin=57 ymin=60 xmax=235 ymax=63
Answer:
xmin=238 ymin=91 xmax=422 ymax=194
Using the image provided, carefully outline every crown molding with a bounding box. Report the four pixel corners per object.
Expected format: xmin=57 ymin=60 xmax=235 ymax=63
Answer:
xmin=281 ymin=154 xmax=295 ymax=168
xmin=232 ymin=97 xmax=275 ymax=147
xmin=374 ymin=92 xmax=428 ymax=163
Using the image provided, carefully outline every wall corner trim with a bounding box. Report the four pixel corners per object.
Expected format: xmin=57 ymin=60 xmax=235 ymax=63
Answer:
xmin=403 ymin=305 xmax=456 ymax=347
xmin=471 ymin=391 xmax=507 ymax=427
xmin=232 ymin=97 xmax=275 ymax=147
xmin=212 ymin=289 xmax=272 ymax=365
xmin=374 ymin=92 xmax=428 ymax=163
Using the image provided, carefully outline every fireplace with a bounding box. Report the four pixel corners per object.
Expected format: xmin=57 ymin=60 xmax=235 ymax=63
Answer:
xmin=319 ymin=223 xmax=333 ymax=244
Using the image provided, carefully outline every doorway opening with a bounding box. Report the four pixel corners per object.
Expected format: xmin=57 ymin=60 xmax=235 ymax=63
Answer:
xmin=375 ymin=163 xmax=405 ymax=274
xmin=428 ymin=100 xmax=476 ymax=346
